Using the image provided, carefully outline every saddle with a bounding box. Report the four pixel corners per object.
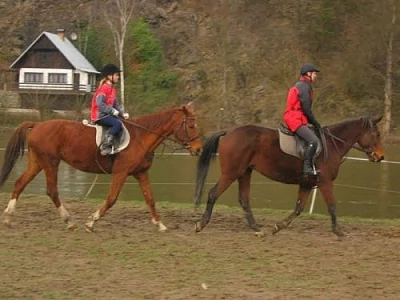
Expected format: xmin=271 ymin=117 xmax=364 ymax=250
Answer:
xmin=278 ymin=123 xmax=321 ymax=160
xmin=82 ymin=119 xmax=130 ymax=155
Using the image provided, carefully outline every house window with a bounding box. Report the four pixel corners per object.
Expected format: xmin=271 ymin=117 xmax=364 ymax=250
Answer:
xmin=89 ymin=74 xmax=96 ymax=85
xmin=24 ymin=72 xmax=43 ymax=83
xmin=48 ymin=73 xmax=67 ymax=84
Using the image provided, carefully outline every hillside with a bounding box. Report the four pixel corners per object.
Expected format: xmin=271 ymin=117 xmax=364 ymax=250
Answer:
xmin=0 ymin=0 xmax=398 ymax=132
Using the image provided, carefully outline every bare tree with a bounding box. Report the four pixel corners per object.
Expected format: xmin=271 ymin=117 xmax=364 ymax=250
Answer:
xmin=68 ymin=0 xmax=96 ymax=56
xmin=101 ymin=0 xmax=137 ymax=110
xmin=383 ymin=1 xmax=397 ymax=139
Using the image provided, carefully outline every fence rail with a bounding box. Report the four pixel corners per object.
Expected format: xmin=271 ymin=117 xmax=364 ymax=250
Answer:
xmin=2 ymin=82 xmax=96 ymax=93
xmin=0 ymin=149 xmax=398 ymax=213
xmin=16 ymin=82 xmax=96 ymax=92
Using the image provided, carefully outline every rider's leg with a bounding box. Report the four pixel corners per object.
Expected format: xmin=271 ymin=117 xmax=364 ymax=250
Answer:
xmin=96 ymin=116 xmax=122 ymax=154
xmin=295 ymin=125 xmax=320 ymax=176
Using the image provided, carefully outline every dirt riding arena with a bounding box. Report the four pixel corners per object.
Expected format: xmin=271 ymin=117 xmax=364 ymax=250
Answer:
xmin=0 ymin=194 xmax=399 ymax=300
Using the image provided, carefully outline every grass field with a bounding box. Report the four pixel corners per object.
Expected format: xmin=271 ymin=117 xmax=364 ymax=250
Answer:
xmin=0 ymin=194 xmax=399 ymax=299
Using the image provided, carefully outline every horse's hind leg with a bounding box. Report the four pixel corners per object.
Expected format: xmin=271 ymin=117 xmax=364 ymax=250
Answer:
xmin=42 ymin=160 xmax=77 ymax=230
xmin=195 ymin=175 xmax=235 ymax=232
xmin=272 ymin=184 xmax=312 ymax=235
xmin=237 ymin=168 xmax=261 ymax=232
xmin=4 ymin=150 xmax=42 ymax=226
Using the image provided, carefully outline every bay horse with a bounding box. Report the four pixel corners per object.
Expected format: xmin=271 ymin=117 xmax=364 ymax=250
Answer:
xmin=193 ymin=116 xmax=384 ymax=236
xmin=0 ymin=103 xmax=202 ymax=232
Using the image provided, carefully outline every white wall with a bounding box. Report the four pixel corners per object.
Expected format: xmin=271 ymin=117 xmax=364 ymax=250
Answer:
xmin=18 ymin=68 xmax=92 ymax=91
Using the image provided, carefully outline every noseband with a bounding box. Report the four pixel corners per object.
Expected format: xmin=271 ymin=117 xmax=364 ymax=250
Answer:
xmin=177 ymin=115 xmax=200 ymax=149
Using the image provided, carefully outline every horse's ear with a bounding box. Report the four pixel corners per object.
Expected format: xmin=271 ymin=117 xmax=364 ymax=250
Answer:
xmin=182 ymin=102 xmax=194 ymax=114
xmin=372 ymin=115 xmax=383 ymax=124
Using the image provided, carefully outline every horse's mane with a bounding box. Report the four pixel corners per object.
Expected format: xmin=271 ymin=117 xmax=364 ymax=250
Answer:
xmin=328 ymin=116 xmax=374 ymax=131
xmin=133 ymin=108 xmax=178 ymax=131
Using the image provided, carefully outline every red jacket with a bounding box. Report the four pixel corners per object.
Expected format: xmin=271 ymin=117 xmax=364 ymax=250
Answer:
xmin=91 ymin=83 xmax=122 ymax=121
xmin=283 ymin=76 xmax=314 ymax=132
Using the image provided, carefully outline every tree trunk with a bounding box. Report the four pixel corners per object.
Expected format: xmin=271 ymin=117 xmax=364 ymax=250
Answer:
xmin=383 ymin=2 xmax=396 ymax=139
xmin=119 ymin=47 xmax=125 ymax=110
xmin=101 ymin=0 xmax=135 ymax=112
xmin=220 ymin=0 xmax=229 ymax=127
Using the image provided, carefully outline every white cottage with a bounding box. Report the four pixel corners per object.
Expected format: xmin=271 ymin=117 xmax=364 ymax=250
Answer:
xmin=9 ymin=29 xmax=99 ymax=94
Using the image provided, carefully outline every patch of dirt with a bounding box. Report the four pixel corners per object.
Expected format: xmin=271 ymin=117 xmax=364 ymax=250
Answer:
xmin=0 ymin=195 xmax=399 ymax=299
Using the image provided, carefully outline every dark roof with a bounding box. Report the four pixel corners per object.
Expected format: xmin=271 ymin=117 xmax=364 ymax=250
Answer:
xmin=10 ymin=31 xmax=99 ymax=73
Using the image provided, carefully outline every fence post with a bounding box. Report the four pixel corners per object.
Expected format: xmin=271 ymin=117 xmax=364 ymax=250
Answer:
xmin=309 ymin=187 xmax=318 ymax=214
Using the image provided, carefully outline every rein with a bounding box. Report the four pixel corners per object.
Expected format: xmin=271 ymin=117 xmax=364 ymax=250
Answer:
xmin=122 ymin=116 xmax=200 ymax=151
xmin=94 ymin=114 xmax=200 ymax=174
xmin=324 ymin=128 xmax=371 ymax=155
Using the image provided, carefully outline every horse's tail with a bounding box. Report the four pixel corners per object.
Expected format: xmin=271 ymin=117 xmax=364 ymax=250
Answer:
xmin=0 ymin=122 xmax=36 ymax=187
xmin=194 ymin=130 xmax=227 ymax=207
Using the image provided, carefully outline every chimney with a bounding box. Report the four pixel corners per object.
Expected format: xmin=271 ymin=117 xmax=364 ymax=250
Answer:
xmin=56 ymin=28 xmax=65 ymax=41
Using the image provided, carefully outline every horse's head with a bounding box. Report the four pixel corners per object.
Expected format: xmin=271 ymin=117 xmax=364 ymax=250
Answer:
xmin=357 ymin=116 xmax=384 ymax=162
xmin=172 ymin=102 xmax=202 ymax=155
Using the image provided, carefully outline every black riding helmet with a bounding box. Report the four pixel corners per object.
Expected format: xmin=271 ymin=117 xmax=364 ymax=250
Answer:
xmin=100 ymin=64 xmax=121 ymax=78
xmin=300 ymin=63 xmax=320 ymax=75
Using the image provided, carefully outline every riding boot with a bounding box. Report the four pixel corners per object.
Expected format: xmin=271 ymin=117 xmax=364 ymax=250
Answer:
xmin=100 ymin=134 xmax=115 ymax=156
xmin=302 ymin=141 xmax=318 ymax=176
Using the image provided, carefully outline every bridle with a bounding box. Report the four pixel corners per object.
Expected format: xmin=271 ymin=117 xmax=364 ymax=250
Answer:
xmin=324 ymin=128 xmax=373 ymax=155
xmin=175 ymin=115 xmax=201 ymax=150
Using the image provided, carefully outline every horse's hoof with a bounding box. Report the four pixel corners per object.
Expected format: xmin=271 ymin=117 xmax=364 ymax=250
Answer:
xmin=272 ymin=223 xmax=281 ymax=235
xmin=3 ymin=214 xmax=12 ymax=227
xmin=3 ymin=220 xmax=11 ymax=228
xmin=67 ymin=222 xmax=78 ymax=231
xmin=85 ymin=223 xmax=94 ymax=233
xmin=158 ymin=222 xmax=168 ymax=232
xmin=333 ymin=229 xmax=345 ymax=237
xmin=151 ymin=218 xmax=168 ymax=232
xmin=195 ymin=221 xmax=202 ymax=232
xmin=254 ymin=231 xmax=265 ymax=237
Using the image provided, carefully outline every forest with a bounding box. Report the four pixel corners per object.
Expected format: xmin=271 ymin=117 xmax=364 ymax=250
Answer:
xmin=0 ymin=0 xmax=399 ymax=136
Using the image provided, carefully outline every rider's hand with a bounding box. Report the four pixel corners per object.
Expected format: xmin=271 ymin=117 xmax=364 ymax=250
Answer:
xmin=122 ymin=113 xmax=129 ymax=119
xmin=111 ymin=109 xmax=120 ymax=117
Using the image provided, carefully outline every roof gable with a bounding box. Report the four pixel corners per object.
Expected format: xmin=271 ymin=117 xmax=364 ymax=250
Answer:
xmin=10 ymin=31 xmax=99 ymax=74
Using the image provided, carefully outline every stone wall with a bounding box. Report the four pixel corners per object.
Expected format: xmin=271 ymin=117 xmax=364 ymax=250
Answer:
xmin=0 ymin=91 xmax=20 ymax=108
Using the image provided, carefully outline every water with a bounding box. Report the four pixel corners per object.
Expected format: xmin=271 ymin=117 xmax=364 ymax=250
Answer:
xmin=0 ymin=127 xmax=400 ymax=219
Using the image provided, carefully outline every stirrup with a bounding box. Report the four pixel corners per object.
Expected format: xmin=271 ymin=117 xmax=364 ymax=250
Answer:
xmin=301 ymin=166 xmax=319 ymax=187
xmin=302 ymin=165 xmax=319 ymax=177
xmin=100 ymin=145 xmax=115 ymax=156
xmin=312 ymin=165 xmax=320 ymax=175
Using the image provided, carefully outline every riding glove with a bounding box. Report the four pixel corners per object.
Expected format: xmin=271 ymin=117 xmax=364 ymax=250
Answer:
xmin=111 ymin=109 xmax=119 ymax=117
xmin=313 ymin=122 xmax=322 ymax=130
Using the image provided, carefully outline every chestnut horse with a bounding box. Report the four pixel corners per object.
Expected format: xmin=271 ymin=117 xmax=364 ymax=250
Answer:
xmin=0 ymin=103 xmax=202 ymax=231
xmin=194 ymin=116 xmax=384 ymax=236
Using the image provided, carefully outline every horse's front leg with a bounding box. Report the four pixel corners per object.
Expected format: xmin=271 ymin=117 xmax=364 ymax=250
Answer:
xmin=134 ymin=171 xmax=167 ymax=231
xmin=319 ymin=181 xmax=344 ymax=236
xmin=272 ymin=185 xmax=312 ymax=234
xmin=85 ymin=172 xmax=128 ymax=232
